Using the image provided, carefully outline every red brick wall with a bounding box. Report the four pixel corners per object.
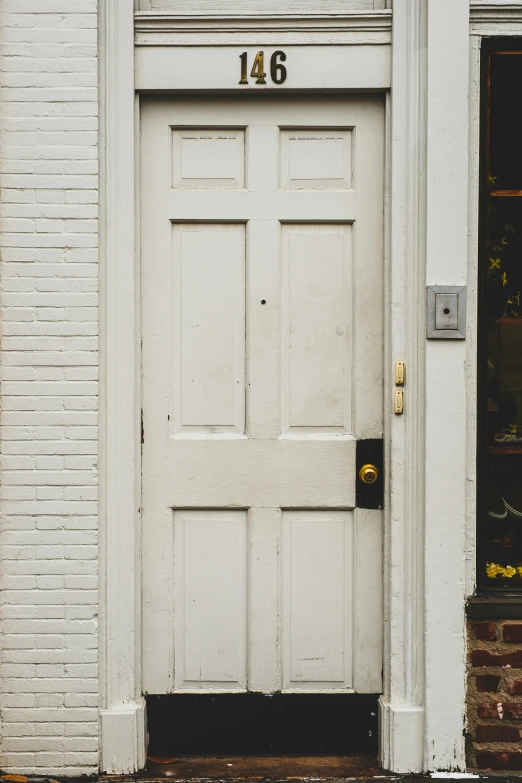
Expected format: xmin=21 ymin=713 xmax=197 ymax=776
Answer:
xmin=468 ymin=620 xmax=522 ymax=771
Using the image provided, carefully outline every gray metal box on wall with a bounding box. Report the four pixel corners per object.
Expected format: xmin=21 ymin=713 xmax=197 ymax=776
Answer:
xmin=426 ymin=285 xmax=466 ymax=339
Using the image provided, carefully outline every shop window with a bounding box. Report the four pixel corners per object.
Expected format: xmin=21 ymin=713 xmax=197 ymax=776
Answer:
xmin=479 ymin=40 xmax=522 ymax=590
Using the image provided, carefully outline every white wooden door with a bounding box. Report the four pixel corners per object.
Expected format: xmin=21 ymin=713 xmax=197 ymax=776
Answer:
xmin=141 ymin=95 xmax=384 ymax=695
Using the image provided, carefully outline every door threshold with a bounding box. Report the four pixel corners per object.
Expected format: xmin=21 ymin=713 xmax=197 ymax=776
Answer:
xmin=141 ymin=754 xmax=382 ymax=780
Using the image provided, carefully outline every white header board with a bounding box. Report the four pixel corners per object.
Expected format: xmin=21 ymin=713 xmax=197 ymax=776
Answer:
xmin=135 ymin=45 xmax=391 ymax=91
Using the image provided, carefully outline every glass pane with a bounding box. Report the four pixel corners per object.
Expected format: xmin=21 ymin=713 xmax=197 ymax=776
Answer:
xmin=490 ymin=53 xmax=522 ymax=191
xmin=479 ymin=46 xmax=522 ymax=590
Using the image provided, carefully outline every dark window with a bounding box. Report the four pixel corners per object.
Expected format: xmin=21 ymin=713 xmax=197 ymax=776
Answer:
xmin=478 ymin=39 xmax=522 ymax=590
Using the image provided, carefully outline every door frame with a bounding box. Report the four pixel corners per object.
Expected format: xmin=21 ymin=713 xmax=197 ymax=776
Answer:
xmin=98 ymin=0 xmax=469 ymax=773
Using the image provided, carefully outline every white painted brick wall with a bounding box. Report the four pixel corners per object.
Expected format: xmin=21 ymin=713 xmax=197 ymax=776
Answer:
xmin=0 ymin=1 xmax=99 ymax=774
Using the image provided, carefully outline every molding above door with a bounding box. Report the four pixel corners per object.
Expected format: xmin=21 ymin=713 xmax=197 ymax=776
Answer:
xmin=134 ymin=7 xmax=391 ymax=90
xmin=470 ymin=1 xmax=522 ymax=34
xmin=134 ymin=10 xmax=392 ymax=46
xmin=135 ymin=45 xmax=391 ymax=91
xmin=470 ymin=2 xmax=522 ymax=25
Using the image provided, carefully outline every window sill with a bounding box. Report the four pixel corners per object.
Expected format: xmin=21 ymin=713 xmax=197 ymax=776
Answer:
xmin=467 ymin=595 xmax=522 ymax=619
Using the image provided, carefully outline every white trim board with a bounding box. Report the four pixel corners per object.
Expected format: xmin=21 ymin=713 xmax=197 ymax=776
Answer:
xmin=99 ymin=0 xmax=146 ymax=774
xmin=470 ymin=0 xmax=522 ymax=34
xmin=135 ymin=45 xmax=391 ymax=91
xmin=423 ymin=0 xmax=468 ymax=771
xmin=134 ymin=9 xmax=391 ymax=92
xmin=382 ymin=0 xmax=468 ymax=773
xmin=137 ymin=0 xmax=389 ymax=13
xmin=134 ymin=10 xmax=393 ymax=29
xmin=470 ymin=2 xmax=522 ymax=25
xmin=134 ymin=10 xmax=392 ymax=46
xmin=379 ymin=0 xmax=426 ymax=771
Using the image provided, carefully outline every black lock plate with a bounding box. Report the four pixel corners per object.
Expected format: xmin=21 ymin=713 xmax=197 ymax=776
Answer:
xmin=356 ymin=439 xmax=384 ymax=510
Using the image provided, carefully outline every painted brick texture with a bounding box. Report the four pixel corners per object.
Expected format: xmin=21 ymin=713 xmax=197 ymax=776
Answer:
xmin=467 ymin=620 xmax=522 ymax=771
xmin=0 ymin=1 xmax=99 ymax=774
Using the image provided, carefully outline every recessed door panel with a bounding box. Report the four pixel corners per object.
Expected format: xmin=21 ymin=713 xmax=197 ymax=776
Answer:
xmin=280 ymin=129 xmax=353 ymax=189
xmin=174 ymin=510 xmax=247 ymax=690
xmin=281 ymin=224 xmax=353 ymax=434
xmin=172 ymin=223 xmax=246 ymax=435
xmin=172 ymin=129 xmax=245 ymax=189
xmin=282 ymin=511 xmax=353 ymax=691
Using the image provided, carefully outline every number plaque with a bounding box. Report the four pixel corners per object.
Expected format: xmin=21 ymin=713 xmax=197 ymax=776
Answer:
xmin=239 ymin=51 xmax=287 ymax=86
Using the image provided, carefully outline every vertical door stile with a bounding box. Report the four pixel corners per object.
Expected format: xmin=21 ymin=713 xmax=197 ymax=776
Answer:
xmin=247 ymin=123 xmax=282 ymax=692
xmin=141 ymin=105 xmax=175 ymax=694
xmin=351 ymin=101 xmax=385 ymax=694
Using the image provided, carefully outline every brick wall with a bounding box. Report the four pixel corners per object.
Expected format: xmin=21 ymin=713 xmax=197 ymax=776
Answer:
xmin=467 ymin=620 xmax=522 ymax=771
xmin=0 ymin=1 xmax=99 ymax=775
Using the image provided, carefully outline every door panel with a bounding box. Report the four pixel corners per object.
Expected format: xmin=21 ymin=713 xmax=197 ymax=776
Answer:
xmin=282 ymin=511 xmax=353 ymax=691
xmin=280 ymin=129 xmax=353 ymax=189
xmin=141 ymin=95 xmax=384 ymax=695
xmin=281 ymin=224 xmax=353 ymax=434
xmin=172 ymin=223 xmax=245 ymax=435
xmin=172 ymin=129 xmax=245 ymax=189
xmin=174 ymin=510 xmax=247 ymax=690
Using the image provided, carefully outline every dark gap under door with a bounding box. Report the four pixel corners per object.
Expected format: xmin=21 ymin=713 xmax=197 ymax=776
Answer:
xmin=146 ymin=693 xmax=379 ymax=758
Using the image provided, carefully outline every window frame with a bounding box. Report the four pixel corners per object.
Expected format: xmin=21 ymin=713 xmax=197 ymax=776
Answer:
xmin=477 ymin=37 xmax=522 ymax=593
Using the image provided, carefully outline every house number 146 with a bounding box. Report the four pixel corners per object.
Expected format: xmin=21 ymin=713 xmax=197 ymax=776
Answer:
xmin=239 ymin=51 xmax=287 ymax=85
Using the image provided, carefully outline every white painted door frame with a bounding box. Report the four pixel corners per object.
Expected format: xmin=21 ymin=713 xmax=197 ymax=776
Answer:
xmin=380 ymin=1 xmax=468 ymax=773
xmin=99 ymin=0 xmax=469 ymax=773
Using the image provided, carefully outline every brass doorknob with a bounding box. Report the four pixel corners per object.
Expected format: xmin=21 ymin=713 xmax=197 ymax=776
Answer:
xmin=359 ymin=463 xmax=379 ymax=484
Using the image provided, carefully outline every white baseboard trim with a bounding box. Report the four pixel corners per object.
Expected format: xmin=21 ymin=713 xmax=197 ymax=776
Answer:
xmin=379 ymin=698 xmax=424 ymax=773
xmin=100 ymin=699 xmax=147 ymax=774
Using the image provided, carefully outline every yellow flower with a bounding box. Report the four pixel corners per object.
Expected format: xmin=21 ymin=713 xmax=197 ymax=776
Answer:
xmin=486 ymin=562 xmax=501 ymax=578
xmin=489 ymin=257 xmax=501 ymax=270
xmin=486 ymin=562 xmax=519 ymax=578
xmin=502 ymin=272 xmax=508 ymax=286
